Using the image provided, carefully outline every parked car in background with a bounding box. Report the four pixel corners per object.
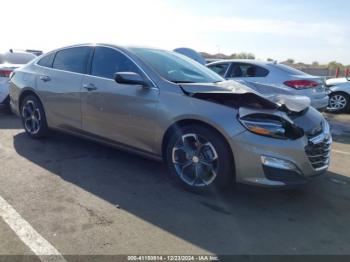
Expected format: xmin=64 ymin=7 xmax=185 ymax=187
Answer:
xmin=0 ymin=50 xmax=36 ymax=111
xmin=9 ymin=44 xmax=331 ymax=190
xmin=326 ymin=78 xmax=350 ymax=113
xmin=326 ymin=77 xmax=349 ymax=86
xmin=207 ymin=60 xmax=329 ymax=111
xmin=25 ymin=49 xmax=44 ymax=56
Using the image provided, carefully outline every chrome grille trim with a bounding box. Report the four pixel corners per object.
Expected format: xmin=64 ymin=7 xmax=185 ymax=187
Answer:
xmin=305 ymin=120 xmax=332 ymax=171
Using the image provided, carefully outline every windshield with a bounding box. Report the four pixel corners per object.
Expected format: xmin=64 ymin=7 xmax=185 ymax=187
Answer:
xmin=131 ymin=48 xmax=224 ymax=83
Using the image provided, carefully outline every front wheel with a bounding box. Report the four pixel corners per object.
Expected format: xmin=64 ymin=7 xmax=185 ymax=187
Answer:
xmin=166 ymin=125 xmax=235 ymax=191
xmin=20 ymin=95 xmax=49 ymax=138
xmin=328 ymin=92 xmax=350 ymax=113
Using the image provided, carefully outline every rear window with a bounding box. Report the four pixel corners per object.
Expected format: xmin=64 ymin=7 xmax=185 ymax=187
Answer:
xmin=52 ymin=47 xmax=92 ymax=74
xmin=272 ymin=64 xmax=307 ymax=76
xmin=229 ymin=63 xmax=269 ymax=78
xmin=0 ymin=52 xmax=36 ymax=64
xmin=208 ymin=63 xmax=230 ymax=76
xmin=38 ymin=53 xmax=55 ymax=68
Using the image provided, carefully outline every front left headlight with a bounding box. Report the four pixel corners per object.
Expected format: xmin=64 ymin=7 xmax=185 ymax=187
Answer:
xmin=239 ymin=114 xmax=304 ymax=140
xmin=239 ymin=118 xmax=286 ymax=139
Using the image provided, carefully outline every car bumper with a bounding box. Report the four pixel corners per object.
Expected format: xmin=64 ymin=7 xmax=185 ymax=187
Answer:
xmin=0 ymin=81 xmax=9 ymax=104
xmin=229 ymin=128 xmax=331 ymax=187
xmin=310 ymin=95 xmax=329 ymax=111
xmin=0 ymin=86 xmax=10 ymax=112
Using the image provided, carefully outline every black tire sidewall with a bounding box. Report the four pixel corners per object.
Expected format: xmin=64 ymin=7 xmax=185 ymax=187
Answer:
xmin=20 ymin=95 xmax=48 ymax=138
xmin=166 ymin=125 xmax=235 ymax=191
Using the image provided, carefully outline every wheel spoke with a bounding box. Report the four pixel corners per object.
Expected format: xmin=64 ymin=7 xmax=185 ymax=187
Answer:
xmin=179 ymin=161 xmax=193 ymax=180
xmin=34 ymin=109 xmax=41 ymax=121
xmin=172 ymin=132 xmax=219 ymax=187
xmin=200 ymin=160 xmax=213 ymax=168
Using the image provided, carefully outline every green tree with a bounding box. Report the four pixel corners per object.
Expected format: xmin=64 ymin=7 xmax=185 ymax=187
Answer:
xmin=286 ymin=58 xmax=295 ymax=64
xmin=229 ymin=52 xmax=255 ymax=59
xmin=328 ymin=61 xmax=343 ymax=69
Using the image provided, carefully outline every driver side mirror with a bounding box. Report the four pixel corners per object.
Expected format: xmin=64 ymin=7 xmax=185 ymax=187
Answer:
xmin=114 ymin=72 xmax=148 ymax=87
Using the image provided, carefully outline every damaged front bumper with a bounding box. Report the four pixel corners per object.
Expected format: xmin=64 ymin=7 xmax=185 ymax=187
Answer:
xmin=228 ymin=121 xmax=331 ymax=187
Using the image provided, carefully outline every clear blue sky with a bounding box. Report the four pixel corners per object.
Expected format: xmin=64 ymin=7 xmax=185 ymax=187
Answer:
xmin=2 ymin=0 xmax=349 ymax=64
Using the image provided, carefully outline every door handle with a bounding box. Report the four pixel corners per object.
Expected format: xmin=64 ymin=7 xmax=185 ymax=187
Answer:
xmin=39 ymin=75 xmax=51 ymax=82
xmin=83 ymin=83 xmax=98 ymax=91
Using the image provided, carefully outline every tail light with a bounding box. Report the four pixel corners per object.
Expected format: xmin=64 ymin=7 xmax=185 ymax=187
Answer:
xmin=0 ymin=69 xmax=13 ymax=78
xmin=284 ymin=80 xmax=319 ymax=89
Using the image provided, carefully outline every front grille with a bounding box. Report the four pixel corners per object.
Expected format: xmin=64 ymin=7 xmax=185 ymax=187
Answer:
xmin=305 ymin=133 xmax=331 ymax=171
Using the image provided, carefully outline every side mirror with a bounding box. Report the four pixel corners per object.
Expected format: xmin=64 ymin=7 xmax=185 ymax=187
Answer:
xmin=114 ymin=72 xmax=148 ymax=86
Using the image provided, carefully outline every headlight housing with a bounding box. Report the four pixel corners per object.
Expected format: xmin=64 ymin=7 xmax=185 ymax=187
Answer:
xmin=239 ymin=113 xmax=304 ymax=140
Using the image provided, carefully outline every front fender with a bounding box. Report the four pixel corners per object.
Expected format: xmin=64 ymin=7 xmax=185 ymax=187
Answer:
xmin=329 ymin=83 xmax=350 ymax=95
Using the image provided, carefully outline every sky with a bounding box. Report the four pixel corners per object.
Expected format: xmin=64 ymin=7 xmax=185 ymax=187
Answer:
xmin=2 ymin=0 xmax=349 ymax=64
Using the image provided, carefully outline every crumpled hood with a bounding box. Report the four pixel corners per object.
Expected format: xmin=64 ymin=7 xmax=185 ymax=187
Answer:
xmin=180 ymin=80 xmax=310 ymax=113
xmin=180 ymin=80 xmax=255 ymax=94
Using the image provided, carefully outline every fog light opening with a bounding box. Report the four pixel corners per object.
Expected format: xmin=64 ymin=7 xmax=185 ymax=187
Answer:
xmin=261 ymin=156 xmax=300 ymax=173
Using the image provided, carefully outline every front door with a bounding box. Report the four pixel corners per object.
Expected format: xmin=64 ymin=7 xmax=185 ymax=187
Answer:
xmin=81 ymin=46 xmax=159 ymax=152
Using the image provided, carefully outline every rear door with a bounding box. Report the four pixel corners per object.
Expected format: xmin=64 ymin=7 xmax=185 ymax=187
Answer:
xmin=226 ymin=62 xmax=269 ymax=83
xmin=36 ymin=47 xmax=93 ymax=129
xmin=81 ymin=46 xmax=159 ymax=152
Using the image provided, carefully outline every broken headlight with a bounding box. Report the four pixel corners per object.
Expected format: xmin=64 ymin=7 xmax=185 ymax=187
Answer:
xmin=239 ymin=114 xmax=304 ymax=140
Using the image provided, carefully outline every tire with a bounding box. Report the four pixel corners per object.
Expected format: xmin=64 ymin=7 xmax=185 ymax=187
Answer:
xmin=166 ymin=125 xmax=235 ymax=191
xmin=328 ymin=92 xmax=350 ymax=113
xmin=20 ymin=95 xmax=49 ymax=138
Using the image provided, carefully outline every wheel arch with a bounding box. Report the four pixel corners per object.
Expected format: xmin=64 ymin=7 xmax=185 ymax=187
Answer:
xmin=330 ymin=90 xmax=350 ymax=97
xmin=161 ymin=118 xmax=235 ymax=164
xmin=18 ymin=89 xmax=44 ymax=112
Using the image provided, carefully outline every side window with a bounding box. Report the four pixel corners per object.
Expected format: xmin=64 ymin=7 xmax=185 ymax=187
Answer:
xmin=208 ymin=63 xmax=229 ymax=77
xmin=52 ymin=47 xmax=92 ymax=74
xmin=255 ymin=66 xmax=269 ymax=77
xmin=37 ymin=53 xmax=55 ymax=68
xmin=91 ymin=47 xmax=140 ymax=79
xmin=230 ymin=64 xmax=269 ymax=78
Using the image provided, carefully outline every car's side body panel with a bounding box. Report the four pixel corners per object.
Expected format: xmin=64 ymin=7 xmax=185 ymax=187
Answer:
xmin=81 ymin=74 xmax=161 ymax=153
xmin=329 ymin=82 xmax=350 ymax=95
xmin=35 ymin=65 xmax=84 ymax=129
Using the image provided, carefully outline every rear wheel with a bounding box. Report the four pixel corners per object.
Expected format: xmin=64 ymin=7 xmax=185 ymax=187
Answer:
xmin=166 ymin=125 xmax=235 ymax=191
xmin=328 ymin=92 xmax=350 ymax=113
xmin=20 ymin=95 xmax=49 ymax=138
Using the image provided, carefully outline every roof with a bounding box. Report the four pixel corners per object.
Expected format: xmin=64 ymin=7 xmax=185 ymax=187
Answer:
xmin=207 ymin=59 xmax=275 ymax=67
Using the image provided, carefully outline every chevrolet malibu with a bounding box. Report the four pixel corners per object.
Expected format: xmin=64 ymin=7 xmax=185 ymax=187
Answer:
xmin=9 ymin=44 xmax=332 ymax=190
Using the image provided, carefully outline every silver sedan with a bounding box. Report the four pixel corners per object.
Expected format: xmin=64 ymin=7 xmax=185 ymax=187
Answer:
xmin=326 ymin=78 xmax=350 ymax=113
xmin=207 ymin=60 xmax=329 ymax=111
xmin=9 ymin=44 xmax=331 ymax=190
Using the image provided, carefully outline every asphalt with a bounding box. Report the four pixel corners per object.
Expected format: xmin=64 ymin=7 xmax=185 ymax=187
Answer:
xmin=0 ymin=112 xmax=349 ymax=258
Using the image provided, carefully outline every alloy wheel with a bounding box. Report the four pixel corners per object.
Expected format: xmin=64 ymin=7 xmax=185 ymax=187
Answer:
xmin=172 ymin=133 xmax=219 ymax=187
xmin=22 ymin=100 xmax=41 ymax=135
xmin=329 ymin=94 xmax=347 ymax=111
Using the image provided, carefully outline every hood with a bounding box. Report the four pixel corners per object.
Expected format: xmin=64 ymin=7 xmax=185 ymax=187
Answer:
xmin=181 ymin=80 xmax=310 ymax=113
xmin=180 ymin=80 xmax=255 ymax=94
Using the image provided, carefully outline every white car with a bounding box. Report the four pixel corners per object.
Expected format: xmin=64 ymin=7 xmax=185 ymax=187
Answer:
xmin=207 ymin=60 xmax=329 ymax=111
xmin=326 ymin=78 xmax=350 ymax=113
xmin=0 ymin=50 xmax=36 ymax=111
